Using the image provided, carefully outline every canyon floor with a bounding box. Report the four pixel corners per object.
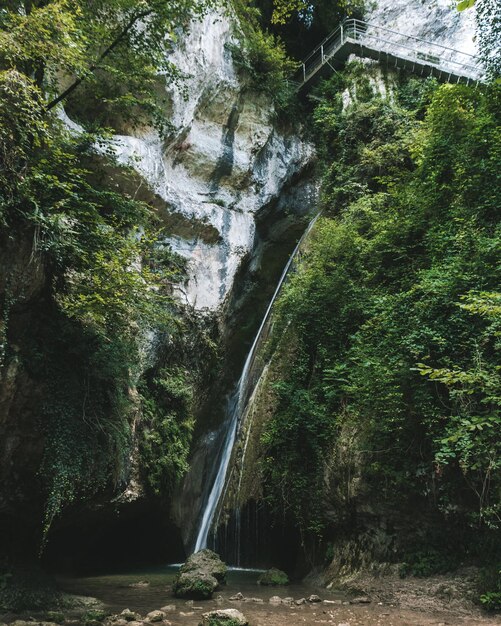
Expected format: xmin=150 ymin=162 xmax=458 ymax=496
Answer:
xmin=3 ymin=565 xmax=491 ymax=626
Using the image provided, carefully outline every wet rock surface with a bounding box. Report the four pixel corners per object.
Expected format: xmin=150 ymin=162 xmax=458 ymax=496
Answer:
xmin=172 ymin=550 xmax=227 ymax=599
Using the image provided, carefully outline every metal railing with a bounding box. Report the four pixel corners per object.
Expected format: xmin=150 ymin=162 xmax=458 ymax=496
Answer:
xmin=297 ymin=18 xmax=484 ymax=86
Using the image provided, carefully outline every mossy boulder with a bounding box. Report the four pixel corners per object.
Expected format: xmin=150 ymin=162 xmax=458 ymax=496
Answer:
xmin=84 ymin=609 xmax=108 ymax=623
xmin=257 ymin=568 xmax=289 ymax=586
xmin=173 ymin=550 xmax=227 ymax=599
xmin=182 ymin=549 xmax=227 ymax=583
xmin=173 ymin=571 xmax=218 ymax=599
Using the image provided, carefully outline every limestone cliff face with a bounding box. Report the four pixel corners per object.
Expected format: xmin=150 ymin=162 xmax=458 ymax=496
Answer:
xmin=107 ymin=9 xmax=318 ymax=549
xmin=367 ymin=0 xmax=477 ymax=55
xmin=108 ymin=10 xmax=316 ymax=311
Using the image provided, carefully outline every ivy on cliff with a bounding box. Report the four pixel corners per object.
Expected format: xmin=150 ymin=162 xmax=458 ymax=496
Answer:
xmin=261 ymin=66 xmax=501 ymax=551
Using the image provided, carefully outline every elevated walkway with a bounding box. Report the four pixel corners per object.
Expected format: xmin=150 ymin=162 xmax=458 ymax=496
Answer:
xmin=297 ymin=18 xmax=483 ymax=88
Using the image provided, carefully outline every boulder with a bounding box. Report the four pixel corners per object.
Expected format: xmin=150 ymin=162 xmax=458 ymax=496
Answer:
xmin=323 ymin=599 xmax=342 ymax=605
xmin=181 ymin=549 xmax=227 ymax=584
xmin=119 ymin=610 xmax=141 ymax=623
xmin=229 ymin=592 xmax=244 ymax=601
xmin=308 ymin=594 xmax=321 ymax=603
xmin=199 ymin=609 xmax=248 ymax=626
xmin=173 ymin=571 xmax=219 ymax=599
xmin=145 ymin=611 xmax=165 ymax=622
xmin=173 ymin=549 xmax=227 ymax=599
xmin=269 ymin=596 xmax=282 ymax=604
xmin=257 ymin=568 xmax=289 ymax=586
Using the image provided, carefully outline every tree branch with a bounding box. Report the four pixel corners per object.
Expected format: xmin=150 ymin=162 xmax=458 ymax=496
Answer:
xmin=45 ymin=9 xmax=153 ymax=112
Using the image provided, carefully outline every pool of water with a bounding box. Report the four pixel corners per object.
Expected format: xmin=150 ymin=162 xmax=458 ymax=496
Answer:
xmin=57 ymin=564 xmax=335 ymax=614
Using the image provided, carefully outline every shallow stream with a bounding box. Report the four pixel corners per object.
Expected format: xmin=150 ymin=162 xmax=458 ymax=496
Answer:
xmin=57 ymin=564 xmax=340 ymax=613
xmin=55 ymin=565 xmax=499 ymax=626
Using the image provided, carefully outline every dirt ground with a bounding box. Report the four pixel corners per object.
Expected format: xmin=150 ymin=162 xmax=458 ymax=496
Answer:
xmin=204 ymin=597 xmax=500 ymax=626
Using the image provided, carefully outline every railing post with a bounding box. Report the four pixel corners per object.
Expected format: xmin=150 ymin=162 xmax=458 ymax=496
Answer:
xmin=321 ymin=44 xmax=324 ymax=64
xmin=340 ymin=23 xmax=344 ymax=44
xmin=303 ymin=63 xmax=306 ymax=82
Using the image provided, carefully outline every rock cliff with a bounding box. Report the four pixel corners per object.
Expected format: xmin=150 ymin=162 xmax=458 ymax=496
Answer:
xmin=0 ymin=5 xmax=316 ymax=567
xmin=213 ymin=0 xmax=480 ymax=571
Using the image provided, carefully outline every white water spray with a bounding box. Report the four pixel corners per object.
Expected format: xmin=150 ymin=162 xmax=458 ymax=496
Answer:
xmin=193 ymin=213 xmax=321 ymax=553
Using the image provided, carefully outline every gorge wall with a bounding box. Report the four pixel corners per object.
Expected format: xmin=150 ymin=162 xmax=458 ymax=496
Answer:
xmin=0 ymin=0 xmax=488 ymax=584
xmin=213 ymin=0 xmax=484 ymax=576
xmin=0 ymin=5 xmax=316 ymax=570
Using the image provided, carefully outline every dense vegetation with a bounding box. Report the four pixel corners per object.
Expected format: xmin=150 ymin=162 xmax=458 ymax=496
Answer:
xmin=1 ymin=0 xmax=500 ymax=614
xmin=0 ymin=0 xmax=217 ymax=557
xmin=261 ymin=65 xmax=500 ymax=597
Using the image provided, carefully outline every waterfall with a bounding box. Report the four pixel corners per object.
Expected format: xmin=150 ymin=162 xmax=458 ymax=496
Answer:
xmin=193 ymin=213 xmax=321 ymax=554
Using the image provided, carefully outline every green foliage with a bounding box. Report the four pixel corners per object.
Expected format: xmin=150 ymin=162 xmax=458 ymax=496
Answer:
xmin=475 ymin=0 xmax=501 ymax=79
xmin=479 ymin=566 xmax=501 ymax=611
xmin=399 ymin=549 xmax=458 ymax=578
xmin=46 ymin=611 xmax=65 ymax=623
xmin=270 ymin=0 xmax=365 ymax=26
xmin=230 ymin=0 xmax=298 ymax=114
xmin=261 ymin=72 xmax=501 ymax=544
xmin=0 ymin=567 xmax=61 ymax=611
xmin=0 ymin=0 xmax=216 ymax=129
xmin=480 ymin=591 xmax=501 ymax=611
xmin=261 ymin=377 xmax=335 ymax=534
xmin=139 ymin=367 xmax=195 ymax=496
xmin=457 ymin=0 xmax=476 ymax=11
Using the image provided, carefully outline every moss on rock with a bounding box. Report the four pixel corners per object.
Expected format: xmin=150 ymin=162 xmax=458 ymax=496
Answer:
xmin=257 ymin=568 xmax=289 ymax=586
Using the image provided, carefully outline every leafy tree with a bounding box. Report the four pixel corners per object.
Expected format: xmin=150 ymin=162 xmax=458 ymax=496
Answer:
xmin=269 ymin=0 xmax=364 ymax=25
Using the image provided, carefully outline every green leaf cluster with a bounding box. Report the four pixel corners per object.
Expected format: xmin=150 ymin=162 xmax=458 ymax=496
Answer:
xmin=229 ymin=0 xmax=298 ymax=114
xmin=139 ymin=367 xmax=195 ymax=497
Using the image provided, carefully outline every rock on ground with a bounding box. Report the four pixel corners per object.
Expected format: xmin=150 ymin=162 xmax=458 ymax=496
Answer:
xmin=145 ymin=610 xmax=166 ymax=622
xmin=199 ymin=609 xmax=248 ymax=626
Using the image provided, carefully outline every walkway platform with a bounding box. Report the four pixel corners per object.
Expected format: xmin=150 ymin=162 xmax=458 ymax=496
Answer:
xmin=297 ymin=18 xmax=483 ymax=89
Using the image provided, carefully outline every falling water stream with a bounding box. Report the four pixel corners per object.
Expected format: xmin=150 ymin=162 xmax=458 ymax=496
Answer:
xmin=193 ymin=213 xmax=321 ymax=555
